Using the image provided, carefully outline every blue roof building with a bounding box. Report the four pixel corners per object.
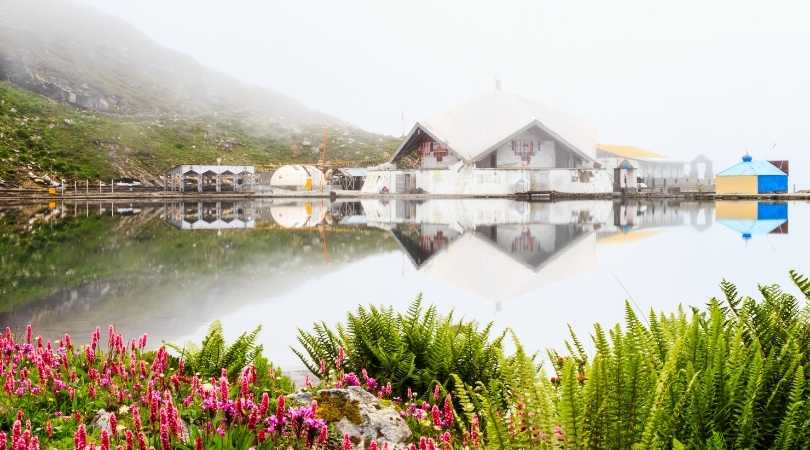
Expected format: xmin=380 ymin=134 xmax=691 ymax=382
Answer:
xmin=715 ymin=155 xmax=788 ymax=194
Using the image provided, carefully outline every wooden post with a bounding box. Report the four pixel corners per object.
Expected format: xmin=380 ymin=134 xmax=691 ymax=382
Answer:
xmin=74 ymin=180 xmax=77 ymax=195
xmin=111 ymin=179 xmax=114 ymax=194
xmin=99 ymin=181 xmax=102 ymax=193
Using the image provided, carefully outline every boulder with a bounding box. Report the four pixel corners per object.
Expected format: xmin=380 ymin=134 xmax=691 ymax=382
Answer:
xmin=289 ymin=387 xmax=411 ymax=449
xmin=89 ymin=409 xmax=114 ymax=435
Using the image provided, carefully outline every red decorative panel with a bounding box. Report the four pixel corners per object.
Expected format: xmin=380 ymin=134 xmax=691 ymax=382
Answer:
xmin=420 ymin=230 xmax=449 ymax=253
xmin=511 ymin=140 xmax=536 ymax=164
xmin=511 ymin=229 xmax=537 ymax=252
xmin=433 ymin=145 xmax=448 ymax=162
xmin=417 ymin=138 xmax=450 ymax=162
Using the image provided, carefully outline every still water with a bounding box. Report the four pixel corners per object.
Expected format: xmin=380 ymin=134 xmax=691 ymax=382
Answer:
xmin=0 ymin=198 xmax=806 ymax=369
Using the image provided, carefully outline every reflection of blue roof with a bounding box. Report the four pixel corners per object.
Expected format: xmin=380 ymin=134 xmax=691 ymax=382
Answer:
xmin=717 ymin=159 xmax=786 ymax=177
xmin=719 ymin=219 xmax=786 ymax=235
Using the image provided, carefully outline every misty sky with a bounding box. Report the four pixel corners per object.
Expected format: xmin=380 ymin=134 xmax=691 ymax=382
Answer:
xmin=79 ymin=0 xmax=810 ymax=187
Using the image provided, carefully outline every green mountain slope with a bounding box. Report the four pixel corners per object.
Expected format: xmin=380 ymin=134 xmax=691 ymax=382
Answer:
xmin=0 ymin=0 xmax=399 ymax=186
xmin=0 ymin=83 xmax=397 ymax=186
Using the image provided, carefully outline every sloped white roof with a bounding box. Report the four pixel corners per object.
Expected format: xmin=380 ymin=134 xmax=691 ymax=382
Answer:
xmin=399 ymin=91 xmax=597 ymax=163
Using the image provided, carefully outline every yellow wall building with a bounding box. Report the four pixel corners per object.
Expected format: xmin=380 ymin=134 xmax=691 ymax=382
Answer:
xmin=715 ymin=176 xmax=758 ymax=195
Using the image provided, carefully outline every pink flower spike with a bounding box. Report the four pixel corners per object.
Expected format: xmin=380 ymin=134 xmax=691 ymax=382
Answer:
xmin=431 ymin=405 xmax=443 ymax=428
xmin=101 ymin=430 xmax=111 ymax=450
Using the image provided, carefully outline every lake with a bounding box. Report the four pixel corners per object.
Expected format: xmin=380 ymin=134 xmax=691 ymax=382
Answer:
xmin=0 ymin=198 xmax=806 ymax=370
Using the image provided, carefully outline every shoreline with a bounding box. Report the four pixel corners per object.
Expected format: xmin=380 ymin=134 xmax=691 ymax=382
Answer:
xmin=2 ymin=190 xmax=810 ymax=202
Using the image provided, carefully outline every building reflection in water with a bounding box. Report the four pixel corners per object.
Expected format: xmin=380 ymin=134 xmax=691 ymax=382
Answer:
xmin=165 ymin=201 xmax=255 ymax=230
xmin=716 ymin=201 xmax=789 ymax=240
xmin=160 ymin=200 xmax=725 ymax=302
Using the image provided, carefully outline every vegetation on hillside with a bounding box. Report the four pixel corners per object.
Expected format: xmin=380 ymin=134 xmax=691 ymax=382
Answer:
xmin=0 ymin=82 xmax=397 ymax=186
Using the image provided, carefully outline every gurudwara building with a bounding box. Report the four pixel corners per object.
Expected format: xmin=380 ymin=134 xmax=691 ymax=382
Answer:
xmin=361 ymin=90 xmax=612 ymax=195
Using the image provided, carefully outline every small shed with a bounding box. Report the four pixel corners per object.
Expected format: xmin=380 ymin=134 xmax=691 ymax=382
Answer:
xmin=612 ymin=160 xmax=638 ymax=192
xmin=270 ymin=165 xmax=326 ymax=191
xmin=333 ymin=168 xmax=368 ymax=190
xmin=715 ymin=155 xmax=787 ymax=194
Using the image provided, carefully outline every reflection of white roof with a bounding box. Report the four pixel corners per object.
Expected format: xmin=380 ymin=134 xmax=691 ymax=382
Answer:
xmin=420 ymin=231 xmax=597 ymax=302
xmin=271 ymin=202 xmax=328 ymax=228
xmin=411 ymin=91 xmax=596 ymax=162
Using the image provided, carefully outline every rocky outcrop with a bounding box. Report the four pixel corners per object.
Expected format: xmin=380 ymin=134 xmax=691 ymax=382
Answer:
xmin=289 ymin=387 xmax=411 ymax=449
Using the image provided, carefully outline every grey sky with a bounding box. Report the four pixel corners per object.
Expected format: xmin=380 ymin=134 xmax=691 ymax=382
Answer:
xmin=80 ymin=0 xmax=810 ymax=186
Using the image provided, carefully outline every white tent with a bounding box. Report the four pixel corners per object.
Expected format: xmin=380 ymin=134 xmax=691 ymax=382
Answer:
xmin=270 ymin=165 xmax=326 ymax=191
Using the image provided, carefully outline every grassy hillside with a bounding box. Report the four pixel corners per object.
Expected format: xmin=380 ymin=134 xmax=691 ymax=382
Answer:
xmin=0 ymin=82 xmax=398 ymax=186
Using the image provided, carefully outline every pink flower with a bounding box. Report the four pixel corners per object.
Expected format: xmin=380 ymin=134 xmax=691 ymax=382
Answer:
xmin=369 ymin=440 xmax=378 ymax=450
xmin=132 ymin=406 xmax=143 ymax=431
xmin=259 ymin=392 xmax=270 ymax=416
xmin=219 ymin=375 xmax=229 ymax=402
xmin=74 ymin=424 xmax=87 ymax=450
xmin=275 ymin=395 xmax=286 ymax=422
xmin=342 ymin=433 xmax=352 ymax=450
xmin=431 ymin=405 xmax=443 ymax=428
xmin=159 ymin=411 xmax=170 ymax=449
xmin=442 ymin=394 xmax=454 ymax=427
xmin=137 ymin=431 xmax=148 ymax=450
xmin=101 ymin=430 xmax=111 ymax=450
xmin=341 ymin=372 xmax=361 ymax=387
xmin=110 ymin=413 xmax=118 ymax=438
xmin=125 ymin=431 xmax=134 ymax=450
xmin=337 ymin=347 xmax=345 ymax=368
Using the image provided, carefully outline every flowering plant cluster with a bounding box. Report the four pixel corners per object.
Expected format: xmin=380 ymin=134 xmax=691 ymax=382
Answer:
xmin=1 ymin=323 xmax=508 ymax=450
xmin=0 ymin=324 xmax=333 ymax=450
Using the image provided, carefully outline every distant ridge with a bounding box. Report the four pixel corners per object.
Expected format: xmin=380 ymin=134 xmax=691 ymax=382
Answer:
xmin=0 ymin=0 xmax=335 ymax=126
xmin=0 ymin=0 xmax=398 ymax=186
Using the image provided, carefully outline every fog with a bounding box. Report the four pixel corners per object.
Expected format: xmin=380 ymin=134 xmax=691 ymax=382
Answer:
xmin=77 ymin=0 xmax=810 ymax=187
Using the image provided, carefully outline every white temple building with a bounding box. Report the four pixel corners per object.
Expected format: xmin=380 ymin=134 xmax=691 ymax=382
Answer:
xmin=361 ymin=90 xmax=612 ymax=195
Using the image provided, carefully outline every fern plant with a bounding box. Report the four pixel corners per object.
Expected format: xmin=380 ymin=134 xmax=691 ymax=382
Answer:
xmin=446 ymin=271 xmax=810 ymax=450
xmin=167 ymin=321 xmax=292 ymax=393
xmin=294 ymin=296 xmax=505 ymax=402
